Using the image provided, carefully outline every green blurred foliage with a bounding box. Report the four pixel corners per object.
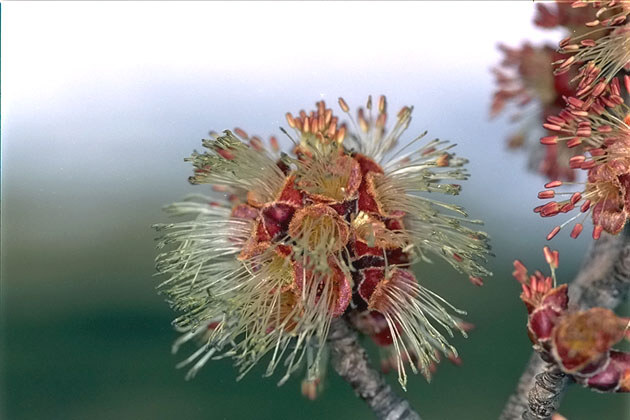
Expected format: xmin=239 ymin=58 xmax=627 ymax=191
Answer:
xmin=2 ymin=189 xmax=628 ymax=419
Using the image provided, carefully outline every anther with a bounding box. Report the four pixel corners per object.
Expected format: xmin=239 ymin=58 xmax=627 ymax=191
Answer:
xmin=378 ymin=95 xmax=386 ymax=113
xmin=545 ymin=180 xmax=562 ymax=188
xmin=547 ymin=226 xmax=561 ymax=241
xmin=543 ymin=124 xmax=562 ymax=131
xmin=540 ymin=136 xmax=558 ymax=145
xmin=567 ymin=137 xmax=582 ymax=148
xmin=570 ymin=223 xmax=583 ymax=238
xmin=234 ymin=128 xmax=249 ymax=139
xmin=286 ymin=113 xmax=296 ymax=128
xmin=569 ymin=156 xmax=586 ymax=168
xmin=592 ymin=81 xmax=607 ymax=97
xmin=338 ymin=97 xmax=349 ymax=113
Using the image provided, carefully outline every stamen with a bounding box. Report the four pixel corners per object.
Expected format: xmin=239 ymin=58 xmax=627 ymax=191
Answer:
xmin=547 ymin=226 xmax=561 ymax=240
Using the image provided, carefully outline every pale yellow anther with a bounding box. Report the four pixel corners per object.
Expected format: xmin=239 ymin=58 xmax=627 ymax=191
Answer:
xmin=338 ymin=97 xmax=349 ymax=113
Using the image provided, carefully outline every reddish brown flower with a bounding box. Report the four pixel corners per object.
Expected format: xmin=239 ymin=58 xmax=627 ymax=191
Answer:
xmin=555 ymin=25 xmax=630 ymax=100
xmin=514 ymin=248 xmax=630 ymax=392
xmin=491 ymin=1 xmax=629 ymax=181
xmin=536 ymin=79 xmax=630 ymax=239
xmin=491 ymin=42 xmax=582 ymax=181
xmin=156 ymin=96 xmax=491 ymax=392
xmin=552 ymin=308 xmax=627 ymax=374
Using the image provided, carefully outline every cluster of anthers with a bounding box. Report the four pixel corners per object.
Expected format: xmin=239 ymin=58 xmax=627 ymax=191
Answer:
xmin=537 ymin=76 xmax=630 ymax=240
xmin=554 ymin=0 xmax=630 ymax=99
xmin=490 ymin=0 xmax=597 ymax=181
xmin=154 ymin=96 xmax=491 ymax=396
xmin=491 ymin=43 xmax=578 ymax=181
xmin=513 ymin=247 xmax=630 ymax=393
xmin=535 ymin=0 xmax=630 ymax=241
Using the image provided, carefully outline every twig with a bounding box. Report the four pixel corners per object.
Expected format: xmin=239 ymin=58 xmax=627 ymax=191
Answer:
xmin=500 ymin=353 xmax=546 ymax=420
xmin=522 ymin=364 xmax=569 ymax=420
xmin=499 ymin=226 xmax=630 ymax=420
xmin=328 ymin=318 xmax=421 ymax=420
xmin=567 ymin=226 xmax=630 ymax=310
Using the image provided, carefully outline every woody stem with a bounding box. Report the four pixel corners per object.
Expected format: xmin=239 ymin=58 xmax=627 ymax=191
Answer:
xmin=328 ymin=317 xmax=421 ymax=420
xmin=522 ymin=364 xmax=569 ymax=420
xmin=499 ymin=226 xmax=630 ymax=420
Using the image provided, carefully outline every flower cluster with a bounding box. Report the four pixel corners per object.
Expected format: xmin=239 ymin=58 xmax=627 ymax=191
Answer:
xmin=536 ymin=77 xmax=630 ymax=239
xmin=513 ymin=247 xmax=630 ymax=393
xmin=155 ymin=96 xmax=491 ymax=393
xmin=553 ymin=1 xmax=630 ymax=100
xmin=502 ymin=3 xmax=630 ymax=416
xmin=491 ymin=1 xmax=597 ymax=181
xmin=534 ymin=1 xmax=630 ymax=240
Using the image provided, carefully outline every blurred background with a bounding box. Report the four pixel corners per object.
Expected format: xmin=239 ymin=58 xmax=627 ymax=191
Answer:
xmin=2 ymin=2 xmax=629 ymax=419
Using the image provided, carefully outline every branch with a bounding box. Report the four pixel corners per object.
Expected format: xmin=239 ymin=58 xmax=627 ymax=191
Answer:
xmin=522 ymin=364 xmax=569 ymax=420
xmin=328 ymin=318 xmax=421 ymax=420
xmin=500 ymin=352 xmax=546 ymax=420
xmin=567 ymin=226 xmax=630 ymax=310
xmin=499 ymin=226 xmax=630 ymax=420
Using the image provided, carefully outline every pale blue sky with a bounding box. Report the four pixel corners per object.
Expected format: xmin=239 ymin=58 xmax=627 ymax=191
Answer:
xmin=2 ymin=0 xmax=587 ymax=305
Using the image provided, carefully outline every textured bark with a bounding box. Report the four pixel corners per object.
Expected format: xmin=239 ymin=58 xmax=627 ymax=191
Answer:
xmin=500 ymin=353 xmax=546 ymax=420
xmin=522 ymin=365 xmax=569 ymax=420
xmin=328 ymin=318 xmax=421 ymax=420
xmin=567 ymin=227 xmax=630 ymax=310
xmin=500 ymin=226 xmax=630 ymax=420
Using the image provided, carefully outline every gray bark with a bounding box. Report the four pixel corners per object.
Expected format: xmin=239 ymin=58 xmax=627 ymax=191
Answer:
xmin=522 ymin=365 xmax=569 ymax=420
xmin=328 ymin=318 xmax=421 ymax=420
